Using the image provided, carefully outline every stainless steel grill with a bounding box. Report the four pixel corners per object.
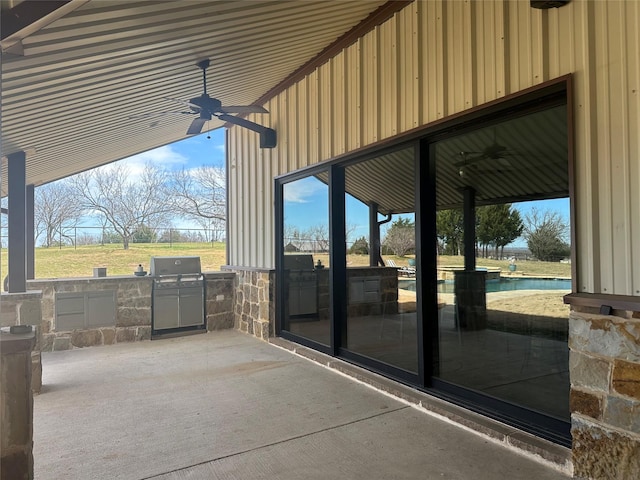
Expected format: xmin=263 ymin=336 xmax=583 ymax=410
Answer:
xmin=150 ymin=256 xmax=205 ymax=336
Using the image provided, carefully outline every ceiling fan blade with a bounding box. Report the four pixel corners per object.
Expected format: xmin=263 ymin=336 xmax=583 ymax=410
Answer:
xmin=217 ymin=114 xmax=269 ymax=134
xmin=186 ymin=117 xmax=207 ymax=135
xmin=128 ymin=111 xmax=193 ymax=120
xmin=165 ymin=97 xmax=201 ymax=110
xmin=220 ymin=105 xmax=268 ymax=114
xmin=218 ymin=114 xmax=277 ymax=148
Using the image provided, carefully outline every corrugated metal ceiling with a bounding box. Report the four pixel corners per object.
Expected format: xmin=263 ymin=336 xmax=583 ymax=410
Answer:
xmin=1 ymin=0 xmax=390 ymax=195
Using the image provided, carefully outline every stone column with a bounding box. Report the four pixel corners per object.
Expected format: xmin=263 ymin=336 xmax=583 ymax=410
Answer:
xmin=227 ymin=268 xmax=273 ymax=340
xmin=0 ymin=329 xmax=36 ymax=480
xmin=569 ymin=308 xmax=640 ymax=479
xmin=1 ymin=291 xmax=43 ymax=394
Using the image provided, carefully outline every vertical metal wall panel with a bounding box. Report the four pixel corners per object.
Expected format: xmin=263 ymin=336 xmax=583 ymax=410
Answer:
xmin=545 ymin=6 xmax=563 ymax=84
xmin=595 ymin=0 xmax=640 ymax=296
xmin=420 ymin=0 xmax=446 ymax=123
xmin=445 ymin=0 xmax=474 ymax=114
xmin=308 ymin=71 xmax=320 ymax=166
xmin=345 ymin=41 xmax=362 ymax=151
xmin=522 ymin=3 xmax=546 ymax=85
xmin=627 ymin=1 xmax=640 ymax=296
xmin=398 ymin=2 xmax=420 ymax=132
xmin=279 ymin=85 xmax=296 ymax=171
xmin=259 ymin=115 xmax=274 ymax=268
xmin=228 ymin=130 xmax=239 ymax=265
xmin=594 ymin=0 xmax=616 ymax=295
xmin=319 ymin=62 xmax=334 ymax=159
xmin=474 ymin=0 xmax=508 ymax=103
xmin=249 ymin=126 xmax=258 ymax=267
xmin=361 ymin=31 xmax=380 ymax=145
xmin=508 ymin=0 xmax=534 ymax=92
xmin=570 ymin=0 xmax=599 ymax=293
xmin=240 ymin=127 xmax=250 ymax=265
xmin=228 ymin=0 xmax=640 ymax=297
xmin=276 ymin=91 xmax=290 ymax=173
xmin=332 ymin=56 xmax=347 ymax=156
xmin=379 ymin=19 xmax=399 ymax=140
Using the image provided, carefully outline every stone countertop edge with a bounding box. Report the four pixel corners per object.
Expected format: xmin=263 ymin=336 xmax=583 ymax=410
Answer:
xmin=0 ymin=329 xmax=37 ymax=353
xmin=0 ymin=290 xmax=43 ymax=298
xmin=23 ymin=271 xmax=234 ymax=283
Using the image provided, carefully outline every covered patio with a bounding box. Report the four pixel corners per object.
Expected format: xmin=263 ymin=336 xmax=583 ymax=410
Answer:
xmin=34 ymin=330 xmax=569 ymax=480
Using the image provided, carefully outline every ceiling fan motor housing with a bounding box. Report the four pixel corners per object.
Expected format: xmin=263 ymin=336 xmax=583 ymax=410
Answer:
xmin=190 ymin=94 xmax=222 ymax=113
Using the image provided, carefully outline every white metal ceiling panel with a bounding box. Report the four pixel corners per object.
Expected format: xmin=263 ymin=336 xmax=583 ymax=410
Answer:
xmin=1 ymin=0 xmax=388 ymax=195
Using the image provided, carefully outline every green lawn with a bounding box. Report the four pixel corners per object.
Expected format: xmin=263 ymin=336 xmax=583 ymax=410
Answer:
xmin=1 ymin=244 xmax=570 ymax=279
xmin=302 ymin=253 xmax=571 ymax=278
xmin=0 ymin=243 xmax=227 ymax=279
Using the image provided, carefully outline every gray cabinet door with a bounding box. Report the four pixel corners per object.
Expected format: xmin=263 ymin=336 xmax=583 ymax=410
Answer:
xmin=179 ymin=287 xmax=204 ymax=327
xmin=153 ymin=288 xmax=180 ymax=330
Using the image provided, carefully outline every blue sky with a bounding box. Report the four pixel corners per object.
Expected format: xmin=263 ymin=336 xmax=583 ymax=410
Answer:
xmin=115 ymin=128 xmax=226 ymax=175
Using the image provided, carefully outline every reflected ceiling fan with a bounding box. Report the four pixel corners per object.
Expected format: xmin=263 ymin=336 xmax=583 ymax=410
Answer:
xmin=456 ymin=128 xmax=513 ymax=166
xmin=454 ymin=128 xmax=515 ymax=176
xmin=131 ymin=59 xmax=277 ymax=147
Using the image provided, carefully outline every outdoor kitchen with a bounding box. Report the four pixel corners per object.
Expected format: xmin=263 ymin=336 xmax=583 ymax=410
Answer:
xmin=24 ymin=256 xmax=237 ymax=352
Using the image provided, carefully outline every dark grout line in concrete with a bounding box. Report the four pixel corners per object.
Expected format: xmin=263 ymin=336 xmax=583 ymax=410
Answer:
xmin=139 ymin=405 xmax=410 ymax=480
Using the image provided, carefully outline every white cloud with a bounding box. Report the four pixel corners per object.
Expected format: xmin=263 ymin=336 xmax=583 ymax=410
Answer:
xmin=283 ymin=178 xmax=325 ymax=203
xmin=122 ymin=145 xmax=188 ymax=169
xmin=98 ymin=145 xmax=188 ymax=180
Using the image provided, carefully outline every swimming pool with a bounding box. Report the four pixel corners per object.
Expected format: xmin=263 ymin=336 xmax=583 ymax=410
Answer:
xmin=398 ymin=277 xmax=571 ymax=293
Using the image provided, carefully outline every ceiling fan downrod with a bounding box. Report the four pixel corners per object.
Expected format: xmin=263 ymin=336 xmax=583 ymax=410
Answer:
xmin=197 ymin=58 xmax=210 ymax=96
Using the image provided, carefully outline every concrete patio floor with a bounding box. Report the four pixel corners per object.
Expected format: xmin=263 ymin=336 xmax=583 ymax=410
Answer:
xmin=34 ymin=330 xmax=571 ymax=479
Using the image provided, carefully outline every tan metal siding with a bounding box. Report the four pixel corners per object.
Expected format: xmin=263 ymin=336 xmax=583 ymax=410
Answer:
xmin=361 ymin=32 xmax=380 ymax=146
xmin=345 ymin=42 xmax=362 ymax=151
xmin=332 ymin=56 xmax=347 ymax=155
xmin=229 ymin=0 xmax=640 ymax=298
xmin=419 ymin=0 xmax=444 ymax=123
xmin=627 ymin=1 xmax=640 ymax=296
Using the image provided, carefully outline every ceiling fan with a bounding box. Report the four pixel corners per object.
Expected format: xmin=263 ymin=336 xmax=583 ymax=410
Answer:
xmin=455 ymin=128 xmax=513 ymax=166
xmin=453 ymin=128 xmax=516 ymax=178
xmin=132 ymin=59 xmax=277 ymax=147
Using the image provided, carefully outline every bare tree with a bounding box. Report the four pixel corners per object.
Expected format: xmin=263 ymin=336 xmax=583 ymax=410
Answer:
xmin=168 ymin=166 xmax=226 ymax=224
xmin=70 ymin=162 xmax=171 ymax=249
xmin=522 ymin=208 xmax=570 ymax=262
xmin=35 ymin=181 xmax=84 ymax=247
xmin=307 ymin=224 xmax=329 ymax=252
xmin=284 ymin=224 xmax=303 ymax=251
xmin=382 ymin=217 xmax=415 ymax=257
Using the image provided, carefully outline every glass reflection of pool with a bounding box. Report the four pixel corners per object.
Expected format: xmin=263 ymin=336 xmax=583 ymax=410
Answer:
xmin=398 ymin=277 xmax=571 ymax=293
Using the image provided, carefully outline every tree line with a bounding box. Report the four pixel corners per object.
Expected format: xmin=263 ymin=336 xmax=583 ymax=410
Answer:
xmin=348 ymin=203 xmax=570 ymax=263
xmin=32 ymin=162 xmax=225 ymax=249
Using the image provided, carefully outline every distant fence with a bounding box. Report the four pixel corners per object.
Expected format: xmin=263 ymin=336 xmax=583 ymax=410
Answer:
xmin=0 ymin=225 xmax=225 ymax=249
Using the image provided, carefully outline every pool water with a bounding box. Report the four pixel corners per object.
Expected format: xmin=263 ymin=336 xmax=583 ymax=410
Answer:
xmin=398 ymin=277 xmax=571 ymax=293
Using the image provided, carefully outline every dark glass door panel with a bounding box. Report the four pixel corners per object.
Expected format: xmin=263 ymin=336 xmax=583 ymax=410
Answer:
xmin=433 ymin=105 xmax=570 ymax=421
xmin=343 ymin=147 xmax=418 ymax=374
xmin=282 ymin=176 xmax=331 ymax=346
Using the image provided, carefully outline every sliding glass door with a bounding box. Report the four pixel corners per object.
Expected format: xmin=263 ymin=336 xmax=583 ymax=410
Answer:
xmin=276 ymin=80 xmax=572 ymax=444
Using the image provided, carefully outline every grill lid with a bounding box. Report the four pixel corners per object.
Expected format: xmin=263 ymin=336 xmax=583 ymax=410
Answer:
xmin=150 ymin=256 xmax=202 ymax=276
